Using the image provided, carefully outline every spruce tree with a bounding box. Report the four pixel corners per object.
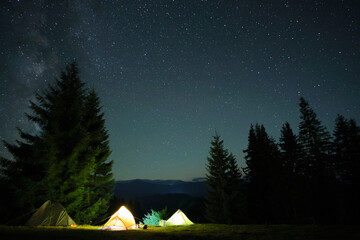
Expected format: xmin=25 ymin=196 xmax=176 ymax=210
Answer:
xmin=279 ymin=122 xmax=301 ymax=222
xmin=226 ymin=152 xmax=245 ymax=223
xmin=243 ymin=124 xmax=281 ymax=223
xmin=333 ymin=115 xmax=351 ymax=182
xmin=0 ymin=128 xmax=43 ymax=215
xmin=333 ymin=115 xmax=360 ymax=185
xmin=79 ymin=90 xmax=114 ymax=223
xmin=0 ymin=62 xmax=114 ymax=224
xmin=298 ymin=97 xmax=332 ymax=180
xmin=346 ymin=118 xmax=360 ymax=222
xmin=279 ymin=122 xmax=299 ymax=176
xmin=333 ymin=115 xmax=360 ymax=223
xmin=205 ymin=133 xmax=242 ymax=224
xmin=297 ymin=97 xmax=333 ymax=222
xmin=347 ymin=119 xmax=360 ymax=188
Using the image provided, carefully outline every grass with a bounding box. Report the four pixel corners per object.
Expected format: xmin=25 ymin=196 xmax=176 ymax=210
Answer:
xmin=0 ymin=224 xmax=359 ymax=240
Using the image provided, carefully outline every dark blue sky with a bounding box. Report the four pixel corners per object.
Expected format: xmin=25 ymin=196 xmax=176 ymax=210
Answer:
xmin=1 ymin=0 xmax=359 ymax=180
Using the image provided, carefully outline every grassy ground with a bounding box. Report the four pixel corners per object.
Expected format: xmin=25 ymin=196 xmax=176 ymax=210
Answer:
xmin=0 ymin=224 xmax=359 ymax=240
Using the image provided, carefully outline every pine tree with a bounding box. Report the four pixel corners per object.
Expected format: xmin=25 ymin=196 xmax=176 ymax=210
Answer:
xmin=333 ymin=115 xmax=351 ymax=182
xmin=333 ymin=115 xmax=360 ymax=185
xmin=0 ymin=128 xmax=43 ymax=215
xmin=0 ymin=62 xmax=114 ymax=224
xmin=298 ymin=97 xmax=332 ymax=180
xmin=205 ymin=133 xmax=242 ymax=224
xmin=243 ymin=124 xmax=281 ymax=223
xmin=297 ymin=97 xmax=333 ymax=222
xmin=279 ymin=122 xmax=301 ymax=222
xmin=279 ymin=122 xmax=299 ymax=176
xmin=347 ymin=119 xmax=360 ymax=187
xmin=79 ymin=90 xmax=114 ymax=223
xmin=226 ymin=152 xmax=245 ymax=223
xmin=333 ymin=115 xmax=360 ymax=223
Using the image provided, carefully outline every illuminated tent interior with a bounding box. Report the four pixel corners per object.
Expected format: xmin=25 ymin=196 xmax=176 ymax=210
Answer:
xmin=25 ymin=200 xmax=76 ymax=226
xmin=102 ymin=206 xmax=137 ymax=230
xmin=166 ymin=209 xmax=194 ymax=226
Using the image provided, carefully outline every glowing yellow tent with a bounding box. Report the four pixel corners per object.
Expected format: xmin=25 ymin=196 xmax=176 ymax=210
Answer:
xmin=102 ymin=206 xmax=137 ymax=230
xmin=166 ymin=209 xmax=194 ymax=226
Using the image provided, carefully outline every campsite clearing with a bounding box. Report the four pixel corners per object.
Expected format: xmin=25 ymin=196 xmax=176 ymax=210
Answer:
xmin=0 ymin=224 xmax=359 ymax=240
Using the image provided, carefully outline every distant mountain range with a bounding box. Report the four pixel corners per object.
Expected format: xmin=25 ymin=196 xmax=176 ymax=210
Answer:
xmin=114 ymin=178 xmax=207 ymax=199
xmin=113 ymin=179 xmax=208 ymax=222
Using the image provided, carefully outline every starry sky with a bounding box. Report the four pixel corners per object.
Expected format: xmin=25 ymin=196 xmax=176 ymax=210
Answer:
xmin=1 ymin=0 xmax=359 ymax=181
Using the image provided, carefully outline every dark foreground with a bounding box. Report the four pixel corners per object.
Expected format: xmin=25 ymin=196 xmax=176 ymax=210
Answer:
xmin=0 ymin=224 xmax=359 ymax=240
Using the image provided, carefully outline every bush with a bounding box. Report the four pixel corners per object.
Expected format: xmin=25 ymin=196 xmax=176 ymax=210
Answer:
xmin=142 ymin=209 xmax=161 ymax=226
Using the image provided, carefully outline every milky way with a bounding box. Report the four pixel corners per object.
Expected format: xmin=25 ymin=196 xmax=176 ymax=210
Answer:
xmin=1 ymin=0 xmax=359 ymax=180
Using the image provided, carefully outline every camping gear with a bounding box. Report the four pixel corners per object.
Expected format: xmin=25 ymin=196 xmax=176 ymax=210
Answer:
xmin=25 ymin=200 xmax=76 ymax=226
xmin=102 ymin=206 xmax=137 ymax=230
xmin=159 ymin=219 xmax=166 ymax=226
xmin=166 ymin=209 xmax=194 ymax=226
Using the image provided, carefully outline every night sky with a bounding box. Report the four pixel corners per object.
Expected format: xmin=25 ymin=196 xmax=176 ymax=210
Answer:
xmin=0 ymin=0 xmax=359 ymax=181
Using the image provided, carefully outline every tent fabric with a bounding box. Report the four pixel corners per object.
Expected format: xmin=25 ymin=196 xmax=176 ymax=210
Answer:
xmin=25 ymin=200 xmax=76 ymax=226
xmin=166 ymin=209 xmax=194 ymax=226
xmin=102 ymin=206 xmax=136 ymax=230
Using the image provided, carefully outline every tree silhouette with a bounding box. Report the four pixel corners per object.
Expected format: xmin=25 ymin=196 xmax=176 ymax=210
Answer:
xmin=0 ymin=62 xmax=114 ymax=224
xmin=205 ymin=133 xmax=242 ymax=224
xmin=243 ymin=124 xmax=281 ymax=223
xmin=279 ymin=122 xmax=301 ymax=222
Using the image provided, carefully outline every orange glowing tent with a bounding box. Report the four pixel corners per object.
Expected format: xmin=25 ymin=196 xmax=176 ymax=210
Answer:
xmin=102 ymin=206 xmax=137 ymax=230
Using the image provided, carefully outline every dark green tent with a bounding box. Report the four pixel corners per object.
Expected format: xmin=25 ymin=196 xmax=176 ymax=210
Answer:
xmin=25 ymin=200 xmax=76 ymax=226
